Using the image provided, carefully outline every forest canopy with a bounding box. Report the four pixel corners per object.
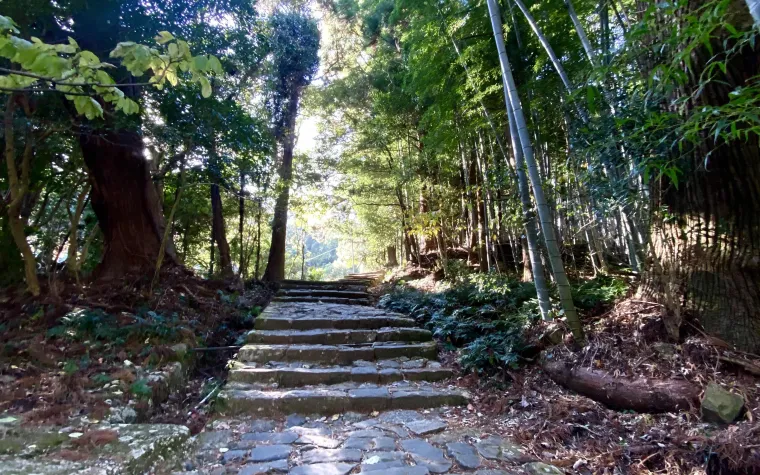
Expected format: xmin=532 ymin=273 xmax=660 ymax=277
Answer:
xmin=1 ymin=0 xmax=759 ymax=353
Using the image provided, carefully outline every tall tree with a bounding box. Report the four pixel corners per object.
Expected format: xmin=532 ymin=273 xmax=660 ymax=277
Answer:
xmin=486 ymin=0 xmax=585 ymax=342
xmin=262 ymin=10 xmax=320 ymax=282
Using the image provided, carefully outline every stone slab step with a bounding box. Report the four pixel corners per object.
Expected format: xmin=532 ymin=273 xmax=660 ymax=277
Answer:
xmin=237 ymin=342 xmax=438 ymax=364
xmin=281 ymin=280 xmax=368 ymax=290
xmin=246 ymin=328 xmax=432 ymax=345
xmin=218 ymin=384 xmax=468 ymax=415
xmin=228 ymin=364 xmax=453 ymax=386
xmin=255 ymin=315 xmax=416 ymax=331
xmin=278 ymin=289 xmax=371 ymax=299
xmin=273 ymin=296 xmax=372 ymax=306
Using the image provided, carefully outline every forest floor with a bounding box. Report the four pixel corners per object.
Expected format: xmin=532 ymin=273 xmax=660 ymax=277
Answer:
xmin=379 ymin=266 xmax=760 ymax=474
xmin=2 ymin=266 xmax=760 ymax=474
xmin=0 ymin=267 xmax=273 ymax=432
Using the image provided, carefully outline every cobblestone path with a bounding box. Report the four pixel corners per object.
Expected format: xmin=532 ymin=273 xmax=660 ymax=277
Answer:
xmin=179 ymin=275 xmax=562 ymax=475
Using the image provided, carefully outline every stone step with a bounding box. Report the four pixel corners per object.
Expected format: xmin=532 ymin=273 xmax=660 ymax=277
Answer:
xmin=247 ymin=328 xmax=432 ymax=345
xmin=237 ymin=342 xmax=438 ymax=364
xmin=228 ymin=364 xmax=453 ymax=387
xmin=218 ymin=383 xmax=468 ymax=415
xmin=272 ymin=296 xmax=372 ymax=306
xmin=278 ymin=289 xmax=371 ymax=299
xmin=281 ymin=280 xmax=368 ymax=290
xmin=255 ymin=314 xmax=416 ymax=331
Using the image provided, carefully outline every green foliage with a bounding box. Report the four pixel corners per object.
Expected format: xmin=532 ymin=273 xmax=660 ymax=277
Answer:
xmin=46 ymin=308 xmax=188 ymax=345
xmin=379 ymin=273 xmax=537 ymax=374
xmin=571 ymin=275 xmax=629 ymax=310
xmin=0 ymin=16 xmax=222 ymax=118
xmin=90 ymin=373 xmax=112 ymax=386
xmin=129 ymin=379 xmax=153 ymax=400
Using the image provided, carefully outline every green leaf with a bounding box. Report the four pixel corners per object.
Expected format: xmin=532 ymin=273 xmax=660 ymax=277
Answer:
xmin=208 ymin=55 xmax=223 ymax=74
xmin=155 ymin=31 xmax=174 ymax=45
xmin=79 ymin=50 xmax=100 ymax=66
xmin=199 ymin=75 xmax=212 ymax=98
xmin=0 ymin=15 xmax=19 ymax=33
xmin=192 ymin=55 xmax=208 ymax=72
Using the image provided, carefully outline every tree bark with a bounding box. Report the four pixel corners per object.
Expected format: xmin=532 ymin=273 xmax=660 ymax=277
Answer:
xmin=263 ymin=86 xmax=302 ymax=282
xmin=66 ymin=183 xmax=91 ymax=282
xmin=255 ymin=198 xmax=262 ymax=280
xmin=80 ymin=130 xmax=176 ymax=279
xmin=386 ymin=245 xmax=399 ymax=267
xmin=3 ymin=95 xmax=40 ymax=295
xmin=543 ymin=361 xmax=699 ymax=413
xmin=211 ymin=183 xmax=233 ymax=278
xmin=238 ymin=172 xmax=246 ymax=278
xmin=639 ymin=4 xmax=760 ymax=352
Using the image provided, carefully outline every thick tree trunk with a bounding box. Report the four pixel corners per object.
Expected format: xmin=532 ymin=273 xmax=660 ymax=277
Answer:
xmin=639 ymin=6 xmax=760 ymax=352
xmin=263 ymin=86 xmax=302 ymax=282
xmin=211 ymin=183 xmax=233 ymax=278
xmin=543 ymin=361 xmax=699 ymax=413
xmin=80 ymin=130 xmax=176 ymax=279
xmin=386 ymin=246 xmax=399 ymax=267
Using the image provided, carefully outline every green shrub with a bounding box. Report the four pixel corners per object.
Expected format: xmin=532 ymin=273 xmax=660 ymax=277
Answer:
xmin=572 ymin=275 xmax=629 ymax=310
xmin=379 ymin=273 xmax=535 ymax=374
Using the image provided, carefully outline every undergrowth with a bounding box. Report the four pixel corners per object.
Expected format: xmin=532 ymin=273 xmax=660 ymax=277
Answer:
xmin=379 ymin=269 xmax=628 ymax=375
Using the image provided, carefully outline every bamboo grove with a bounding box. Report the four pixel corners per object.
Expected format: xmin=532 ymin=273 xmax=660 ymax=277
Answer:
xmin=313 ymin=0 xmax=760 ymax=351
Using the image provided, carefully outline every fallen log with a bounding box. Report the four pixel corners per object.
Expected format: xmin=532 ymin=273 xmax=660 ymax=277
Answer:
xmin=543 ymin=361 xmax=699 ymax=413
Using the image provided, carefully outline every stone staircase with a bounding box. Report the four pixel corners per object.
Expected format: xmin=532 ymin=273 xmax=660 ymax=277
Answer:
xmin=219 ymin=273 xmax=468 ymax=415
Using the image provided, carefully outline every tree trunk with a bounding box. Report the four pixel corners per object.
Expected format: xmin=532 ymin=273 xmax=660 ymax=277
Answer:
xmin=255 ymin=198 xmax=262 ymax=280
xmin=487 ymin=0 xmax=584 ymax=341
xmin=3 ymin=96 xmax=40 ymax=295
xmin=639 ymin=27 xmax=760 ymax=352
xmin=239 ymin=172 xmax=246 ymax=278
xmin=386 ymin=246 xmax=399 ymax=267
xmin=543 ymin=361 xmax=699 ymax=413
xmin=263 ymin=86 xmax=302 ymax=282
xmin=66 ymin=183 xmax=90 ymax=282
xmin=80 ymin=130 xmax=176 ymax=279
xmin=211 ymin=183 xmax=234 ymax=278
xmin=564 ymin=0 xmax=598 ymax=65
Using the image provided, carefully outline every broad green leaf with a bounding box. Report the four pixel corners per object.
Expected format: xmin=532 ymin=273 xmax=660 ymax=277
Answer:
xmin=155 ymin=31 xmax=174 ymax=44
xmin=79 ymin=50 xmax=100 ymax=66
xmin=208 ymin=55 xmax=223 ymax=74
xmin=0 ymin=16 xmax=19 ymax=33
xmin=199 ymin=75 xmax=212 ymax=98
xmin=192 ymin=55 xmax=207 ymax=72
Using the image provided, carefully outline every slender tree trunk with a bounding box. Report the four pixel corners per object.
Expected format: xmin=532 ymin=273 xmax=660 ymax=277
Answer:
xmin=66 ymin=183 xmax=90 ymax=283
xmin=263 ymin=86 xmax=302 ymax=282
xmin=211 ymin=183 xmax=233 ymax=278
xmin=301 ymin=239 xmax=306 ymax=280
xmin=239 ymin=172 xmax=246 ymax=278
xmin=255 ymin=198 xmax=262 ymax=280
xmin=488 ymin=0 xmax=584 ymax=340
xmin=507 ymin=96 xmax=553 ymax=320
xmin=4 ymin=96 xmax=40 ymax=295
xmin=152 ymin=164 xmax=185 ymax=291
xmin=564 ymin=0 xmax=598 ymax=65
